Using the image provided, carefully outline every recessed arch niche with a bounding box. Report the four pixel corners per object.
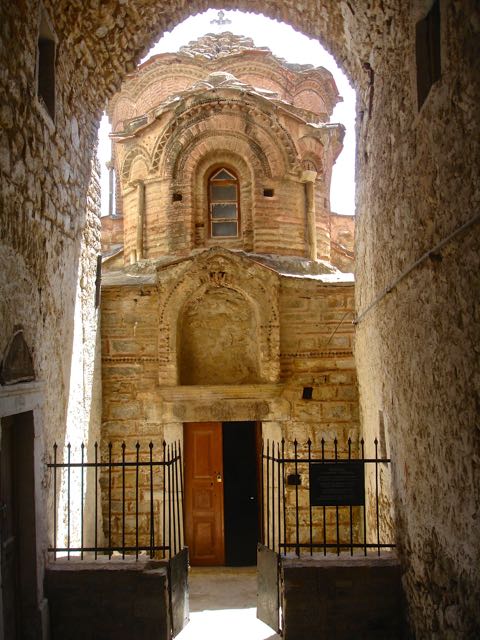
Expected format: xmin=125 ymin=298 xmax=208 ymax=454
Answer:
xmin=178 ymin=286 xmax=260 ymax=385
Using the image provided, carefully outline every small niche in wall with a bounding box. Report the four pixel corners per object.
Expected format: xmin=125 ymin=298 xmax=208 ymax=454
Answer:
xmin=0 ymin=328 xmax=35 ymax=385
xmin=302 ymin=386 xmax=313 ymax=400
xmin=263 ymin=188 xmax=274 ymax=198
xmin=172 ymin=193 xmax=183 ymax=202
xmin=416 ymin=0 xmax=441 ymax=110
xmin=37 ymin=8 xmax=56 ymax=121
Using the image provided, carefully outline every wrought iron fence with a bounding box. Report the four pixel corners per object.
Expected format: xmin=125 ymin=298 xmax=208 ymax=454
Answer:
xmin=262 ymin=437 xmax=395 ymax=557
xmin=47 ymin=440 xmax=183 ymax=560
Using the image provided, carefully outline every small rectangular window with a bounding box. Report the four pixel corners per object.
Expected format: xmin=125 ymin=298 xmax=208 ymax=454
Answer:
xmin=416 ymin=0 xmax=441 ymax=110
xmin=37 ymin=10 xmax=56 ymax=121
xmin=263 ymin=188 xmax=274 ymax=198
xmin=172 ymin=193 xmax=182 ymax=202
xmin=302 ymin=386 xmax=313 ymax=400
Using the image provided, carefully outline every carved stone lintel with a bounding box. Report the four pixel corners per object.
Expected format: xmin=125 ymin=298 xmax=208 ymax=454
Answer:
xmin=172 ymin=399 xmax=271 ymax=422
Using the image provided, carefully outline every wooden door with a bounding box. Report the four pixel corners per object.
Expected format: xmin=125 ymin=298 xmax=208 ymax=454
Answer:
xmin=184 ymin=422 xmax=225 ymax=565
xmin=1 ymin=413 xmax=38 ymax=639
xmin=1 ymin=416 xmax=18 ymax=639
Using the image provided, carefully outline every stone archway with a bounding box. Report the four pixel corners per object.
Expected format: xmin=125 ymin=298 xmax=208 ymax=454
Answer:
xmin=2 ymin=2 xmax=479 ymax=636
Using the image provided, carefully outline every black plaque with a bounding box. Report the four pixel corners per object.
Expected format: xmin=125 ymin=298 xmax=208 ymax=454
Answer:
xmin=309 ymin=462 xmax=365 ymax=506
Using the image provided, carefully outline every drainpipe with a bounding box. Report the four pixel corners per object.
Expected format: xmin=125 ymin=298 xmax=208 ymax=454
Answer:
xmin=135 ymin=179 xmax=145 ymax=262
xmin=302 ymin=170 xmax=317 ymax=261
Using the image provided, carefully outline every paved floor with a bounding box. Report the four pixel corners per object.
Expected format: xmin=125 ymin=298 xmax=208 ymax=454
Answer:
xmin=176 ymin=567 xmax=280 ymax=640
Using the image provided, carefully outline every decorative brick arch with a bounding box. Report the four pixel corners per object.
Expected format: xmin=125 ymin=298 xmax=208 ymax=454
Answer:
xmin=153 ymin=98 xmax=299 ymax=179
xmin=298 ymin=136 xmax=326 ymax=176
xmin=175 ymin=130 xmax=270 ymax=181
xmin=156 ymin=248 xmax=280 ymax=385
xmin=120 ymin=145 xmax=151 ymax=182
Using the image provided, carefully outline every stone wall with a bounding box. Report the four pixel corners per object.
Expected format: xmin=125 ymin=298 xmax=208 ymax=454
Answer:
xmin=354 ymin=2 xmax=480 ymax=635
xmin=45 ymin=561 xmax=171 ymax=640
xmin=281 ymin=555 xmax=405 ymax=640
xmin=0 ymin=0 xmax=102 ymax=562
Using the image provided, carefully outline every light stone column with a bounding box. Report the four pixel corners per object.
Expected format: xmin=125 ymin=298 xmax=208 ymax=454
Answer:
xmin=301 ymin=169 xmax=318 ymax=261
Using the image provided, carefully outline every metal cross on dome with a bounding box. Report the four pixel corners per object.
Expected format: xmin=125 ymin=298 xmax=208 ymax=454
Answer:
xmin=210 ymin=10 xmax=232 ymax=26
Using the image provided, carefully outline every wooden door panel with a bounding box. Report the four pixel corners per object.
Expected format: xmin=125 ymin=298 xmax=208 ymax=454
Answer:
xmin=184 ymin=422 xmax=224 ymax=565
xmin=1 ymin=417 xmax=17 ymax=639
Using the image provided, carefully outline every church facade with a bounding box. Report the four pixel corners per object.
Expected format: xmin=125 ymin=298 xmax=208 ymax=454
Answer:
xmin=101 ymin=33 xmax=358 ymax=565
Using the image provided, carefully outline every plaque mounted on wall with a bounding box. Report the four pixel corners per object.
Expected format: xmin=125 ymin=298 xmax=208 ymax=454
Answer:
xmin=309 ymin=461 xmax=365 ymax=506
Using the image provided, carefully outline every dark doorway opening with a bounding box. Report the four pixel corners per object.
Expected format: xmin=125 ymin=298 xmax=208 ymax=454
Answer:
xmin=222 ymin=421 xmax=259 ymax=566
xmin=0 ymin=411 xmax=39 ymax=639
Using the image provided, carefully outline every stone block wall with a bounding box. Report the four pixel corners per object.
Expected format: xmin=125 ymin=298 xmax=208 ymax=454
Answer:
xmin=45 ymin=561 xmax=171 ymax=640
xmin=278 ymin=278 xmax=361 ymax=547
xmin=281 ymin=555 xmax=405 ymax=639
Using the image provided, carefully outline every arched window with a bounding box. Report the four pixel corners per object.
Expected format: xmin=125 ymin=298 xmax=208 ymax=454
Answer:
xmin=208 ymin=168 xmax=239 ymax=238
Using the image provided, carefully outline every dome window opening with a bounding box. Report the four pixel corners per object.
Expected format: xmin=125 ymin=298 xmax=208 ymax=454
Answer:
xmin=209 ymin=168 xmax=239 ymax=238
